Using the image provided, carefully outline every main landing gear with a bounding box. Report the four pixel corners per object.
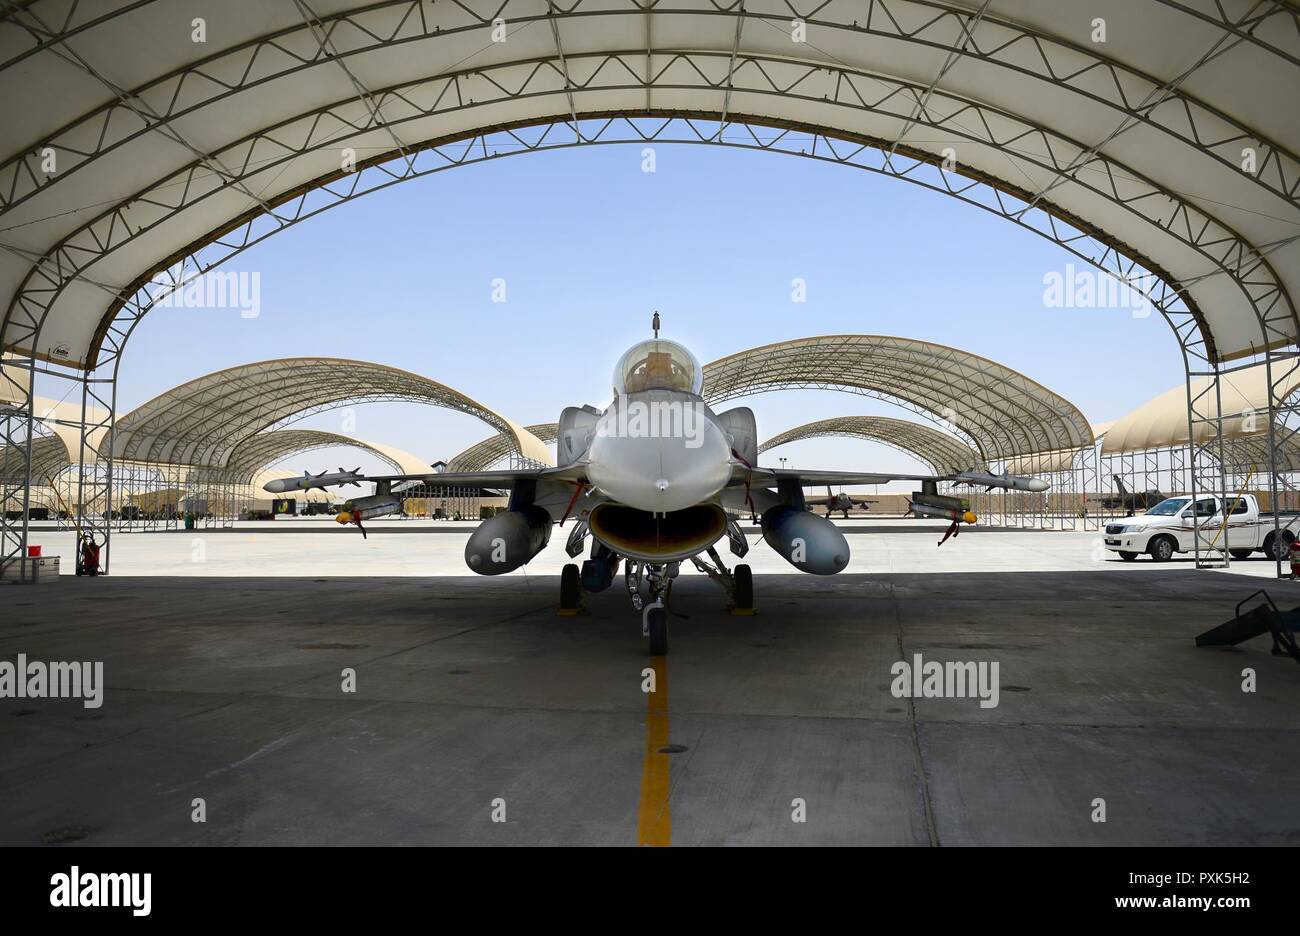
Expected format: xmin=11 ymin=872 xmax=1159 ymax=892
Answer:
xmin=691 ymin=546 xmax=754 ymax=615
xmin=558 ymin=547 xmax=755 ymax=656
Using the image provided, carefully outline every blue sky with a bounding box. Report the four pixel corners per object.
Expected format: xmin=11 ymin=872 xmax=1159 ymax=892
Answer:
xmin=109 ymin=141 xmax=1185 ymax=483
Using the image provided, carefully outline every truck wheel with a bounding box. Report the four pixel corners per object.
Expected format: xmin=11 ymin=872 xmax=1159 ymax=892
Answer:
xmin=1148 ymin=536 xmax=1176 ymax=562
xmin=1263 ymin=532 xmax=1293 ymax=561
xmin=1118 ymin=551 xmax=1138 ymax=561
xmin=1229 ymin=549 xmax=1254 ymax=560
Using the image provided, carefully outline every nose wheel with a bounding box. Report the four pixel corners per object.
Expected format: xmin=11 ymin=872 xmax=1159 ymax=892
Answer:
xmin=646 ymin=605 xmax=669 ymax=656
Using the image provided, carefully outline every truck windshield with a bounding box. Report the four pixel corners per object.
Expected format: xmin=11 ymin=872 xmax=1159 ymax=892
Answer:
xmin=1145 ymin=497 xmax=1189 ymax=516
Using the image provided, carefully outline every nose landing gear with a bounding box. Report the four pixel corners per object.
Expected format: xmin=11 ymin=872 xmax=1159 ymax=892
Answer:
xmin=626 ymin=561 xmax=677 ymax=655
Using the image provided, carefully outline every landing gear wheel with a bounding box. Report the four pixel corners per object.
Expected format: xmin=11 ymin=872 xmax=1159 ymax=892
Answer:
xmin=1230 ymin=548 xmax=1254 ymax=561
xmin=559 ymin=563 xmax=582 ymax=613
xmin=732 ymin=564 xmax=754 ymax=611
xmin=1149 ymin=536 xmax=1175 ymax=562
xmin=1118 ymin=551 xmax=1138 ymax=561
xmin=646 ymin=606 xmax=669 ymax=656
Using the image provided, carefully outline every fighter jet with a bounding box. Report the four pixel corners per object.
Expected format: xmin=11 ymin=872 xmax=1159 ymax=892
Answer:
xmin=1099 ymin=475 xmax=1165 ymax=514
xmin=806 ymin=486 xmax=877 ymax=519
xmin=266 ymin=320 xmax=1049 ymax=654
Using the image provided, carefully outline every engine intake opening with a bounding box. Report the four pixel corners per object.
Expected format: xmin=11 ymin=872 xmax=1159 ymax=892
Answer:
xmin=588 ymin=503 xmax=727 ymax=562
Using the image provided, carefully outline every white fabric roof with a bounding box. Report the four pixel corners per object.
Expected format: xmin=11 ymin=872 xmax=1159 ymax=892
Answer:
xmin=702 ymin=334 xmax=1092 ymax=459
xmin=225 ymin=429 xmax=431 ymax=481
xmin=109 ymin=357 xmax=552 ymax=468
xmin=1102 ymin=361 xmax=1300 ymax=454
xmin=758 ymin=414 xmax=984 ymax=476
xmin=0 ymin=1 xmax=1296 ymax=369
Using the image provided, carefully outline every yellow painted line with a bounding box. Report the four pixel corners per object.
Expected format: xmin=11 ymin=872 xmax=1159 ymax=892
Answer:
xmin=637 ymin=655 xmax=672 ymax=846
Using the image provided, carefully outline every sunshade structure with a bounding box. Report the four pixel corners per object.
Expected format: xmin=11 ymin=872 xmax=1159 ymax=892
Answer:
xmin=702 ymin=335 xmax=1093 ymax=460
xmin=1102 ymin=362 xmax=1300 ymax=455
xmin=758 ymin=415 xmax=984 ymax=476
xmin=224 ymin=430 xmax=431 ymax=483
xmin=1 ymin=2 xmax=1298 ymax=570
xmin=0 ymin=2 xmax=1296 ymax=368
xmin=109 ymin=358 xmax=553 ymax=469
xmin=0 ymin=431 xmax=69 ymax=485
xmin=448 ymin=424 xmax=559 ymax=472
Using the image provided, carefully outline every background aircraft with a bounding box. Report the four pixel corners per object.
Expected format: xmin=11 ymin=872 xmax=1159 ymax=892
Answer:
xmin=805 ymin=486 xmax=877 ymax=519
xmin=1100 ymin=475 xmax=1166 ymax=513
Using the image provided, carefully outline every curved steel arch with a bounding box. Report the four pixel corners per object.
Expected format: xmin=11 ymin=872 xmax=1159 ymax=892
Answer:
xmin=3 ymin=0 xmax=1297 ymax=219
xmin=0 ymin=1 xmax=1296 ymax=368
xmin=702 ymin=335 xmax=1092 ymax=460
xmin=758 ymin=415 xmax=985 ymax=476
xmin=0 ymin=430 xmax=68 ymax=485
xmin=109 ymin=358 xmax=551 ymax=469
xmin=4 ymin=57 xmax=1293 ymax=370
xmin=224 ymin=430 xmax=410 ymax=484
xmin=447 ymin=423 xmax=559 ymax=472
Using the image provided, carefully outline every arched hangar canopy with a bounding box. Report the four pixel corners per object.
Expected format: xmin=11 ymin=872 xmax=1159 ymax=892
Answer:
xmin=702 ymin=335 xmax=1092 ymax=459
xmin=0 ymin=431 xmax=69 ymax=484
xmin=1 ymin=2 xmax=1297 ymax=370
xmin=1102 ymin=362 xmax=1300 ymax=454
xmin=225 ymin=429 xmax=432 ymax=483
xmin=759 ymin=415 xmax=984 ymax=476
xmin=109 ymin=358 xmax=553 ymax=468
xmin=448 ymin=423 xmax=559 ymax=472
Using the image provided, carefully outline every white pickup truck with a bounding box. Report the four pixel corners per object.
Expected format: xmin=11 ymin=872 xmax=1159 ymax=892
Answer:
xmin=1103 ymin=494 xmax=1297 ymax=562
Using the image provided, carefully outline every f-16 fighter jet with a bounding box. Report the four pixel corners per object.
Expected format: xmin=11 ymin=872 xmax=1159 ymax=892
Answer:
xmin=806 ymin=486 xmax=878 ymax=519
xmin=266 ymin=320 xmax=1049 ymax=654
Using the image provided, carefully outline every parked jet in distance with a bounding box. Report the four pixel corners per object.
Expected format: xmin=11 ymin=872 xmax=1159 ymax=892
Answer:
xmin=267 ymin=319 xmax=1049 ymax=654
xmin=1100 ymin=475 xmax=1165 ymax=513
xmin=806 ymin=486 xmax=877 ymax=519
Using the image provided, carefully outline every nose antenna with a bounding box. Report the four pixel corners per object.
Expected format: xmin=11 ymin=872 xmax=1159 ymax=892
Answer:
xmin=652 ymin=311 xmax=660 ymax=338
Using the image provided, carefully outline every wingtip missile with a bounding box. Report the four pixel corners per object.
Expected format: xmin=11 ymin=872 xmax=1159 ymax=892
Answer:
xmin=263 ymin=468 xmax=367 ymax=494
xmin=951 ymin=470 xmax=1050 ymax=493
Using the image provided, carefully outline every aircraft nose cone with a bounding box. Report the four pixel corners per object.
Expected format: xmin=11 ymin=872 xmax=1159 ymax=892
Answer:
xmin=587 ymin=403 xmax=731 ymax=512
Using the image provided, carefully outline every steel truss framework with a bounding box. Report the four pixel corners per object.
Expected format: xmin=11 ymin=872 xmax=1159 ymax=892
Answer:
xmin=224 ymin=430 xmax=406 ymax=485
xmin=702 ymin=334 xmax=1094 ymax=460
xmin=448 ymin=424 xmax=560 ymax=472
xmin=757 ymin=414 xmax=985 ymax=477
xmin=2 ymin=1 xmax=1298 ymax=576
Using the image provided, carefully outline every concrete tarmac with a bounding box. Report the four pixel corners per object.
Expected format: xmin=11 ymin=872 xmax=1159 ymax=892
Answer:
xmin=2 ymin=525 xmax=1298 ymax=845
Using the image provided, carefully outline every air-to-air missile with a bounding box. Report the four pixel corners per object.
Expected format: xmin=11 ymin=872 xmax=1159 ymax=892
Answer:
xmin=263 ymin=468 xmax=365 ymax=493
xmin=951 ymin=470 xmax=1050 ymax=493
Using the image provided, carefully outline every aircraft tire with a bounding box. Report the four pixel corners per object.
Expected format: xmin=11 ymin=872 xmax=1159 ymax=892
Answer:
xmin=647 ymin=607 xmax=669 ymax=656
xmin=560 ymin=563 xmax=581 ymax=609
xmin=733 ymin=564 xmax=754 ymax=610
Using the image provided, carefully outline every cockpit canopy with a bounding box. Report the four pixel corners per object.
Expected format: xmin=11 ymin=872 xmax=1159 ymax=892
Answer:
xmin=613 ymin=339 xmax=703 ymax=396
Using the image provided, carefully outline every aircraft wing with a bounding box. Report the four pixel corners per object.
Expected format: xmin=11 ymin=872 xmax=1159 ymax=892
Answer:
xmin=730 ymin=466 xmax=1049 ymax=492
xmin=732 ymin=467 xmax=931 ymax=487
xmin=263 ymin=464 xmax=586 ymax=494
